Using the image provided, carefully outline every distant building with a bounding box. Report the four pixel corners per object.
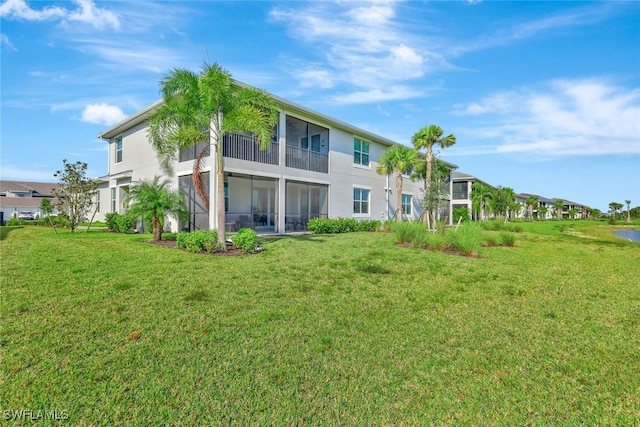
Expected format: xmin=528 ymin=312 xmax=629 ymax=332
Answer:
xmin=0 ymin=180 xmax=61 ymax=222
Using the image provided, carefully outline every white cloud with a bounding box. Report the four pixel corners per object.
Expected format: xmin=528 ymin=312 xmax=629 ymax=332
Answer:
xmin=0 ymin=166 xmax=56 ymax=181
xmin=81 ymin=103 xmax=127 ymax=126
xmin=0 ymin=0 xmax=120 ymax=30
xmin=270 ymin=1 xmax=442 ymax=103
xmin=0 ymin=33 xmax=16 ymax=50
xmin=454 ymin=78 xmax=640 ymax=157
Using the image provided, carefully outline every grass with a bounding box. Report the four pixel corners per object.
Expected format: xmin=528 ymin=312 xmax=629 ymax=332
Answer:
xmin=1 ymin=223 xmax=639 ymax=424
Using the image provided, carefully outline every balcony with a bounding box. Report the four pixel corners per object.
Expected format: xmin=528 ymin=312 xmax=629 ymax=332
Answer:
xmin=285 ymin=146 xmax=328 ymax=173
xmin=223 ymin=133 xmax=279 ymax=165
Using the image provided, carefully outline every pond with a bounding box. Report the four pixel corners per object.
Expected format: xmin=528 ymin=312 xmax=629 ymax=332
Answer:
xmin=614 ymin=230 xmax=640 ymax=242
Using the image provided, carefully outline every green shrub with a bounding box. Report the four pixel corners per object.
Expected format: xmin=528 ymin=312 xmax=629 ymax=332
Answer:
xmin=392 ymin=221 xmax=425 ymax=245
xmin=446 ymin=223 xmax=482 ymax=255
xmin=499 ymin=231 xmax=517 ymax=247
xmin=453 ymin=206 xmax=470 ymax=223
xmin=423 ymin=231 xmax=446 ymax=250
xmin=307 ymin=217 xmax=380 ymax=234
xmin=232 ymin=228 xmax=261 ymax=253
xmin=483 ymin=232 xmax=499 ymax=247
xmin=176 ymin=230 xmax=218 ymax=253
xmin=5 ymin=218 xmax=25 ymax=226
xmin=105 ymin=212 xmax=133 ymax=233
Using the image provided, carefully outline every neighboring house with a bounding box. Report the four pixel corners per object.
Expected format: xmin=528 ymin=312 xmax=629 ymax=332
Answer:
xmin=515 ymin=193 xmax=554 ymax=220
xmin=552 ymin=198 xmax=585 ymax=219
xmin=0 ymin=180 xmax=61 ymax=222
xmin=95 ymin=88 xmax=458 ymax=234
xmin=451 ymin=171 xmax=493 ymax=220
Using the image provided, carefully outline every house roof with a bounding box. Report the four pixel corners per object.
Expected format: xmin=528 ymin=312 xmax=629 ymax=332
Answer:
xmin=451 ymin=171 xmax=492 ymax=187
xmin=0 ymin=180 xmax=60 ymax=197
xmin=97 ymin=79 xmax=458 ymax=170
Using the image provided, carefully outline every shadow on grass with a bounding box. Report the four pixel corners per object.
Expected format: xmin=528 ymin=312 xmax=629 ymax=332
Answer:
xmin=0 ymin=226 xmax=24 ymax=241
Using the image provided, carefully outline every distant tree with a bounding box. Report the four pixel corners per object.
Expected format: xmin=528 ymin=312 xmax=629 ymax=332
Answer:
xmin=588 ymin=207 xmax=602 ymax=219
xmin=508 ymin=200 xmax=523 ymax=219
xmin=471 ymin=182 xmax=492 ymax=221
xmin=125 ymin=176 xmax=189 ymax=241
xmin=453 ymin=206 xmax=470 ymax=223
xmin=53 ymin=159 xmax=98 ymax=233
xmin=39 ymin=198 xmax=56 ymax=233
xmin=491 ymin=186 xmax=515 ymax=219
xmin=525 ymin=196 xmax=538 ymax=220
xmin=376 ymin=145 xmax=418 ymax=222
xmin=567 ymin=208 xmax=578 ymax=219
xmin=553 ymin=199 xmax=565 ymax=220
xmin=538 ymin=205 xmax=549 ymax=220
xmin=630 ymin=206 xmax=640 ymax=219
xmin=411 ymin=124 xmax=456 ymax=228
xmin=609 ymin=202 xmax=623 ymax=220
xmin=625 ymin=200 xmax=632 ymax=222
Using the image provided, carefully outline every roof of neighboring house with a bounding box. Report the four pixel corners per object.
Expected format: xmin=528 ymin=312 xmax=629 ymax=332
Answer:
xmin=517 ymin=193 xmax=555 ymax=204
xmin=451 ymin=171 xmax=492 ymax=187
xmin=97 ymin=80 xmax=459 ymax=170
xmin=0 ymin=180 xmax=60 ymax=197
xmin=0 ymin=198 xmax=50 ymax=209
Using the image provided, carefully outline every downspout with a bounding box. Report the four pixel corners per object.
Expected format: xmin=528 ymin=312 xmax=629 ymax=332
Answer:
xmin=385 ymin=174 xmax=389 ymax=221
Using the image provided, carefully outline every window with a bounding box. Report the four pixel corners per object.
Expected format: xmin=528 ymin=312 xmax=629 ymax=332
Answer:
xmin=353 ymin=138 xmax=370 ymax=166
xmin=353 ymin=187 xmax=370 ymax=215
xmin=115 ymin=138 xmax=123 ymax=163
xmin=452 ymin=182 xmax=468 ymax=200
xmin=402 ymin=194 xmax=412 ymax=215
xmin=111 ymin=188 xmax=116 ymax=212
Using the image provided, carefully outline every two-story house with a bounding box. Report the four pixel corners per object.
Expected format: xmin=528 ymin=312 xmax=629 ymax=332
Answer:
xmin=95 ymin=86 xmax=457 ymax=234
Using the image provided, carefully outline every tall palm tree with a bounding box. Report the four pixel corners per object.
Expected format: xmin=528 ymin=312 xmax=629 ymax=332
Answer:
xmin=525 ymin=196 xmax=539 ymax=220
xmin=376 ymin=145 xmax=418 ymax=222
xmin=625 ymin=200 xmax=632 ymax=222
xmin=538 ymin=205 xmax=549 ymax=220
xmin=125 ymin=176 xmax=189 ymax=241
xmin=609 ymin=202 xmax=623 ymax=220
xmin=471 ymin=182 xmax=492 ymax=221
xmin=411 ymin=124 xmax=456 ymax=227
xmin=148 ymin=63 xmax=278 ymax=248
xmin=553 ymin=199 xmax=565 ymax=220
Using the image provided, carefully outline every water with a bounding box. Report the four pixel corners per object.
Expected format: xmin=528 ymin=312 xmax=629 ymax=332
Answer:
xmin=614 ymin=230 xmax=640 ymax=242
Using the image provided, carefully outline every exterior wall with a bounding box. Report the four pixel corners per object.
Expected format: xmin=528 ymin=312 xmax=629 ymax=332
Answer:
xmin=97 ymin=102 xmax=446 ymax=233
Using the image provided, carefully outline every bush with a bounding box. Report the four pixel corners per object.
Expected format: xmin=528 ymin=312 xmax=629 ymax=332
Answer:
xmin=479 ymin=220 xmax=522 ymax=233
xmin=231 ymin=228 xmax=261 ymax=253
xmin=176 ymin=229 xmax=218 ymax=253
xmin=446 ymin=223 xmax=482 ymax=255
xmin=4 ymin=218 xmax=25 ymax=226
xmin=105 ymin=212 xmax=133 ymax=233
xmin=423 ymin=231 xmax=446 ymax=250
xmin=392 ymin=221 xmax=420 ymax=244
xmin=483 ymin=232 xmax=499 ymax=247
xmin=307 ymin=217 xmax=380 ymax=234
xmin=453 ymin=206 xmax=470 ymax=223
xmin=499 ymin=231 xmax=517 ymax=247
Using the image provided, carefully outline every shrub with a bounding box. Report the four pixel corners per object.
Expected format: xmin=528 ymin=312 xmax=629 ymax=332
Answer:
xmin=105 ymin=212 xmax=133 ymax=233
xmin=176 ymin=229 xmax=218 ymax=253
xmin=231 ymin=228 xmax=261 ymax=253
xmin=5 ymin=218 xmax=25 ymax=226
xmin=423 ymin=231 xmax=446 ymax=250
xmin=483 ymin=232 xmax=499 ymax=247
xmin=307 ymin=217 xmax=380 ymax=234
xmin=453 ymin=206 xmax=470 ymax=223
xmin=499 ymin=231 xmax=516 ymax=247
xmin=446 ymin=223 xmax=482 ymax=255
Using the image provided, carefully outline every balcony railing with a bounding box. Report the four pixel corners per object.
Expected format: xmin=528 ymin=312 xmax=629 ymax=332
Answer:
xmin=223 ymin=133 xmax=279 ymax=165
xmin=285 ymin=146 xmax=328 ymax=173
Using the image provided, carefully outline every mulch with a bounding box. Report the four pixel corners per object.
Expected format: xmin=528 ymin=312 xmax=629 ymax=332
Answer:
xmin=145 ymin=239 xmax=247 ymax=256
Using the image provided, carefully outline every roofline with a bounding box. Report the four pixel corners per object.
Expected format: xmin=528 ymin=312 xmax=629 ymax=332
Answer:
xmin=96 ymin=80 xmax=457 ymax=171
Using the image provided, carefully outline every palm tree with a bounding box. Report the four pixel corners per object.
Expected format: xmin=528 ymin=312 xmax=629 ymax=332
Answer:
xmin=411 ymin=124 xmax=456 ymax=227
xmin=525 ymin=196 xmax=539 ymax=220
xmin=376 ymin=145 xmax=418 ymax=222
xmin=148 ymin=63 xmax=278 ymax=248
xmin=125 ymin=176 xmax=189 ymax=241
xmin=553 ymin=199 xmax=565 ymax=220
xmin=609 ymin=202 xmax=623 ymax=220
xmin=538 ymin=205 xmax=549 ymax=220
xmin=471 ymin=182 xmax=492 ymax=221
xmin=625 ymin=200 xmax=632 ymax=222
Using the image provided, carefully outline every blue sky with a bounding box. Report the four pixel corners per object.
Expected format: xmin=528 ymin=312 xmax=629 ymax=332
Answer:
xmin=1 ymin=0 xmax=639 ymax=212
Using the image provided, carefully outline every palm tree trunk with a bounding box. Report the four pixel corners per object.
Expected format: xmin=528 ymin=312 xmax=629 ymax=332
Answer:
xmin=216 ymin=141 xmax=226 ymax=250
xmin=152 ymin=215 xmax=162 ymax=241
xmin=395 ymin=171 xmax=402 ymax=222
xmin=424 ymin=147 xmax=433 ymax=225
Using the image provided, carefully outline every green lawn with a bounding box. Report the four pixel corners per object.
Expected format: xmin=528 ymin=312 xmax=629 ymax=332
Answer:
xmin=1 ymin=223 xmax=639 ymax=424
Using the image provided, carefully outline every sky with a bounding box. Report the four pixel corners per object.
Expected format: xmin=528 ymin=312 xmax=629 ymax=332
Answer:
xmin=1 ymin=0 xmax=639 ymax=213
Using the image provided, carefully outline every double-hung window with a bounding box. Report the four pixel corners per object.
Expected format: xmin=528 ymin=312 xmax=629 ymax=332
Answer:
xmin=353 ymin=187 xmax=370 ymax=215
xmin=115 ymin=138 xmax=123 ymax=164
xmin=402 ymin=194 xmax=412 ymax=216
xmin=353 ymin=138 xmax=370 ymax=167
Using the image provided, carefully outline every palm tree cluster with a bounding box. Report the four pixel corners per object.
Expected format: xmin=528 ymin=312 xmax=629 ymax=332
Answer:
xmin=469 ymin=184 xmax=518 ymax=221
xmin=375 ymin=125 xmax=457 ymax=227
